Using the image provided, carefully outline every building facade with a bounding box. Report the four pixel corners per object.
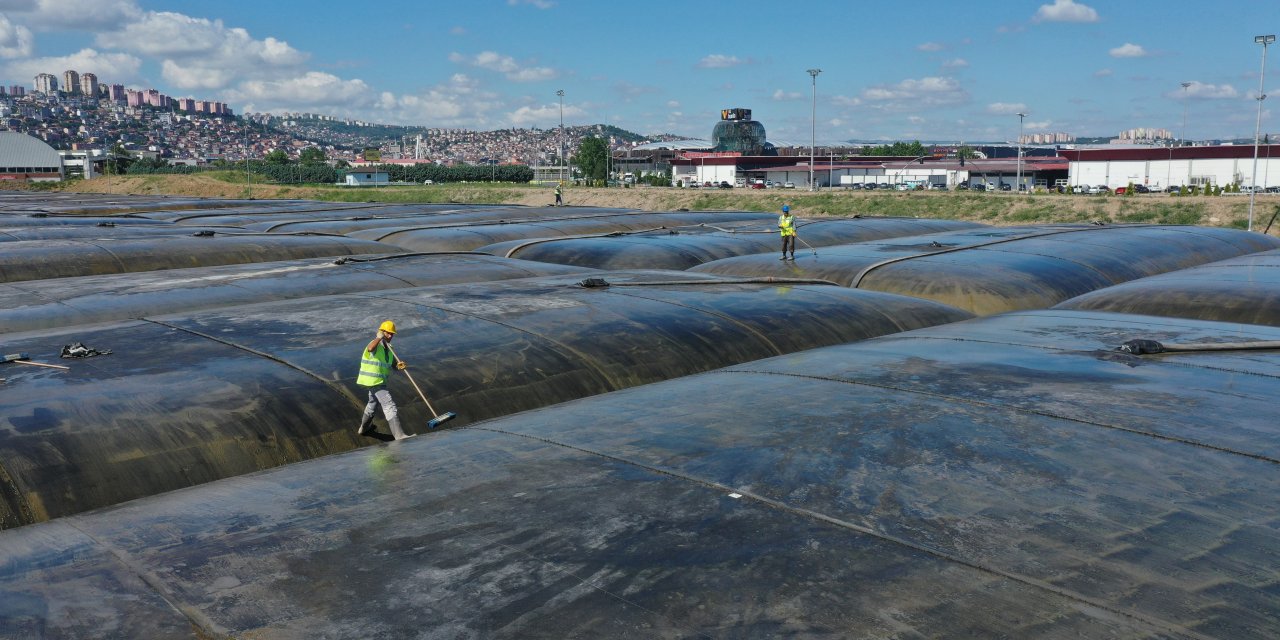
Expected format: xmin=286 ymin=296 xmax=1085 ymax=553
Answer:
xmin=1061 ymin=145 xmax=1280 ymax=190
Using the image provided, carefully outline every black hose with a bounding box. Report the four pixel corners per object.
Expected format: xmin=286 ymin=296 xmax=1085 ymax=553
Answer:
xmin=1118 ymin=339 xmax=1280 ymax=355
xmin=1264 ymin=205 xmax=1279 ymax=235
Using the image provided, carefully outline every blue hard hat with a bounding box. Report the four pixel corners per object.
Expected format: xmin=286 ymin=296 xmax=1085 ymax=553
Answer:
xmin=782 ymin=205 xmax=790 ymax=212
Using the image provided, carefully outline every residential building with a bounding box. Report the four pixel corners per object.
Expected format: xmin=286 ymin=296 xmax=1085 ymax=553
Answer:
xmin=33 ymin=74 xmax=57 ymax=94
xmin=80 ymin=73 xmax=99 ymax=98
xmin=62 ymin=70 xmax=79 ymax=95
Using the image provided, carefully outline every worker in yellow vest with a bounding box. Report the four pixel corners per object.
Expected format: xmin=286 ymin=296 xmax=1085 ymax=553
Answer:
xmin=356 ymin=320 xmax=411 ymax=440
xmin=778 ymin=204 xmax=797 ymax=260
xmin=554 ymin=182 xmax=563 ymax=206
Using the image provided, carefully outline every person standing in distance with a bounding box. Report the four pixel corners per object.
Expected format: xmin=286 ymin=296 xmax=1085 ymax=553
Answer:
xmin=778 ymin=204 xmax=797 ymax=260
xmin=554 ymin=182 xmax=564 ymax=206
xmin=356 ymin=320 xmax=411 ymax=440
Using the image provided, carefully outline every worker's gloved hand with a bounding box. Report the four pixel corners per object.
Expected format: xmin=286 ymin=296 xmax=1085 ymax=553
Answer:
xmin=396 ymin=361 xmax=407 ymax=370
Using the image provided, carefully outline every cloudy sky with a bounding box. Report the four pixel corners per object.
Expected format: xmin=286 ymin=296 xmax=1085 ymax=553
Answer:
xmin=0 ymin=0 xmax=1272 ymax=143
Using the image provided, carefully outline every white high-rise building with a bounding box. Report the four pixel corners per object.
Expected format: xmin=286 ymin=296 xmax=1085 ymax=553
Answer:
xmin=80 ymin=73 xmax=99 ymax=97
xmin=62 ymin=70 xmax=79 ymax=95
xmin=33 ymin=73 xmax=57 ymax=94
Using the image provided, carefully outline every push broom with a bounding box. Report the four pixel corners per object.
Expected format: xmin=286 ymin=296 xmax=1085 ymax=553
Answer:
xmin=385 ymin=344 xmax=456 ymax=429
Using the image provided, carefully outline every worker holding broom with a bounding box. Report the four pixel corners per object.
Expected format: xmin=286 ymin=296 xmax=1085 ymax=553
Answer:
xmin=356 ymin=320 xmax=412 ymax=440
xmin=778 ymin=204 xmax=797 ymax=260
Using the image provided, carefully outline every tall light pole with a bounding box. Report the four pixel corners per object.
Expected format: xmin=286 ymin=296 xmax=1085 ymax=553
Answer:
xmin=1015 ymin=112 xmax=1027 ymax=193
xmin=1180 ymin=82 xmax=1191 ymax=146
xmin=1249 ymin=35 xmax=1275 ymax=232
xmin=556 ymin=89 xmax=565 ymax=186
xmin=807 ymin=68 xmax=821 ymax=191
xmin=244 ymin=118 xmax=252 ymax=200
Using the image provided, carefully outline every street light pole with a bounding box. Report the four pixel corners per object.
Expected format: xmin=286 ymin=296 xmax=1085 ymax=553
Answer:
xmin=244 ymin=118 xmax=252 ymax=200
xmin=1015 ymin=112 xmax=1027 ymax=193
xmin=556 ymin=89 xmax=565 ymax=186
xmin=807 ymin=68 xmax=821 ymax=191
xmin=1249 ymin=34 xmax=1275 ymax=232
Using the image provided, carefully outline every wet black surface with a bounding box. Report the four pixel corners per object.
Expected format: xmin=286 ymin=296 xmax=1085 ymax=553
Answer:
xmin=0 ymin=269 xmax=970 ymax=527
xmin=2 ymin=310 xmax=1276 ymax=638
xmin=477 ymin=217 xmax=983 ymax=270
xmin=1056 ymin=248 xmax=1280 ymax=326
xmin=692 ymin=224 xmax=1280 ymax=314
xmin=0 ymin=253 xmax=594 ymax=333
xmin=0 ymin=234 xmax=402 ymax=283
xmin=3 ymin=194 xmax=1279 ymax=638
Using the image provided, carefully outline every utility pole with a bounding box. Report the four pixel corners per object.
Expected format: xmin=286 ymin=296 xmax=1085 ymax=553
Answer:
xmin=1249 ymin=35 xmax=1275 ymax=232
xmin=807 ymin=68 xmax=821 ymax=191
xmin=1016 ymin=112 xmax=1027 ymax=193
xmin=556 ymin=89 xmax=565 ymax=186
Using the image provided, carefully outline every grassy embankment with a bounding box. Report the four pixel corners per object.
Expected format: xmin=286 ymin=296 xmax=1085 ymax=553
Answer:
xmin=40 ymin=171 xmax=1280 ymax=232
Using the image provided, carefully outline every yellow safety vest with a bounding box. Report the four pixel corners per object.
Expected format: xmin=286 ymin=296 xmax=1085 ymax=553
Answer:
xmin=357 ymin=343 xmax=394 ymax=387
xmin=778 ymin=214 xmax=796 ymax=237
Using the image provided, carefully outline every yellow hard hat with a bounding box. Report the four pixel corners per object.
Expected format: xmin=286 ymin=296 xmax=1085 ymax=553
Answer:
xmin=379 ymin=320 xmax=396 ymax=334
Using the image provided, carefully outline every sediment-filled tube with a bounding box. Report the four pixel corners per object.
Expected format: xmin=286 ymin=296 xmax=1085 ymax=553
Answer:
xmin=1054 ymin=248 xmax=1280 ymax=326
xmin=0 ymin=224 xmax=240 ymax=243
xmin=477 ymin=218 xmax=985 ymax=270
xmin=245 ymin=206 xmax=644 ymax=233
xmin=0 ymin=215 xmax=164 ymax=227
xmin=0 ymin=271 xmax=972 ymax=528
xmin=1 ymin=310 xmax=1276 ymax=638
xmin=355 ymin=211 xmax=778 ymax=253
xmin=0 ymin=233 xmax=402 ymax=284
xmin=692 ymin=224 xmax=1280 ymax=315
xmin=0 ymin=253 xmax=596 ymax=333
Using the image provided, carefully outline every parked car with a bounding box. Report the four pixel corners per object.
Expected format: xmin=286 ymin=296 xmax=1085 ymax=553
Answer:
xmin=970 ymin=183 xmax=986 ymax=191
xmin=783 ymin=181 xmax=796 ymax=189
xmin=750 ymin=182 xmax=765 ymax=189
xmin=718 ymin=181 xmax=733 ymax=189
xmin=878 ymin=182 xmax=892 ymax=190
xmin=999 ymin=183 xmax=1012 ymax=191
xmin=1146 ymin=184 xmax=1165 ymax=193
xmin=955 ymin=183 xmax=969 ymax=191
xmin=1134 ymin=184 xmax=1151 ymax=193
xmin=423 ymin=179 xmax=434 ymax=185
xmin=1114 ymin=187 xmax=1127 ymax=195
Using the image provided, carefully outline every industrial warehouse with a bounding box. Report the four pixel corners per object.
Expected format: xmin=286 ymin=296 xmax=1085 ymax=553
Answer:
xmin=0 ymin=190 xmax=1278 ymax=639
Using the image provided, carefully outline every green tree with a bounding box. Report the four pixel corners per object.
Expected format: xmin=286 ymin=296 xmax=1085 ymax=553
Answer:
xmin=299 ymin=146 xmax=326 ymax=164
xmin=105 ymin=142 xmax=133 ymax=175
xmin=862 ymin=141 xmax=928 ymax=157
xmin=264 ymin=149 xmax=290 ymax=164
xmin=571 ymin=137 xmax=609 ymax=182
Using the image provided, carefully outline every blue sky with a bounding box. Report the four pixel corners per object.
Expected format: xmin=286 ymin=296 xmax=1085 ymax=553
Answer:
xmin=0 ymin=0 xmax=1274 ymax=143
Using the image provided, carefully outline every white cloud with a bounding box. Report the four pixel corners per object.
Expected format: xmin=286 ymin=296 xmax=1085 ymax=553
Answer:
xmin=832 ymin=94 xmax=863 ymax=107
xmin=697 ymin=54 xmax=744 ymax=69
xmin=772 ymin=89 xmax=802 ymax=101
xmin=508 ymin=102 xmax=585 ymax=127
xmin=666 ymin=100 xmax=680 ymax=108
xmin=0 ymin=13 xmax=33 ymax=58
xmin=6 ymin=0 xmax=140 ymax=31
xmin=1109 ymin=43 xmax=1147 ymax=58
xmin=860 ymin=76 xmax=969 ymax=109
xmin=1168 ymin=81 xmax=1238 ymax=100
xmin=987 ymin=102 xmax=1028 ymax=115
xmin=449 ymin=50 xmax=557 ymax=82
xmin=3 ymin=47 xmax=141 ymax=84
xmin=230 ymin=71 xmax=370 ymax=106
xmin=917 ymin=42 xmax=944 ymax=52
xmin=507 ymin=0 xmax=554 ymax=8
xmin=1094 ymin=68 xmax=1113 ymax=77
xmin=943 ymin=58 xmax=968 ymax=69
xmin=1032 ymin=0 xmax=1098 ymax=23
xmin=450 ymin=26 xmax=466 ymax=35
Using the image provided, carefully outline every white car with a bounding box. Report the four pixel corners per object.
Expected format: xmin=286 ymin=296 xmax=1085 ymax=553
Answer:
xmin=423 ymin=179 xmax=434 ymax=185
xmin=782 ymin=181 xmax=796 ymax=189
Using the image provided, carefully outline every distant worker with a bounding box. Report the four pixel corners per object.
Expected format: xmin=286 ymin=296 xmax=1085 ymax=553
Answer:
xmin=554 ymin=182 xmax=563 ymax=206
xmin=356 ymin=320 xmax=411 ymax=440
xmin=778 ymin=204 xmax=796 ymax=260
